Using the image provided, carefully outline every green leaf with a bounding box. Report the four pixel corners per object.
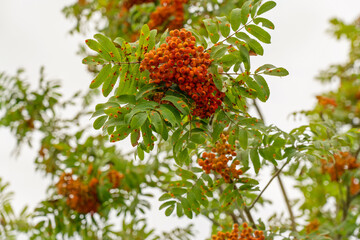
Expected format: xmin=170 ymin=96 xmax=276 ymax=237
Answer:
xmin=263 ymin=67 xmax=289 ymax=76
xmin=93 ymin=115 xmax=107 ymax=130
xmin=90 ymin=64 xmax=112 ymax=89
xmin=246 ymin=24 xmax=271 ymax=43
xmin=159 ymin=104 xmax=180 ymax=126
xmin=102 ymin=65 xmax=120 ymax=97
xmin=238 ymin=128 xmax=248 ymax=149
xmin=165 ymin=204 xmax=175 ymax=217
xmin=159 ymin=193 xmax=172 ymax=201
xmin=253 ymin=17 xmax=275 ymax=29
xmin=171 ymin=187 xmax=187 ymax=196
xmin=130 ymin=112 xmax=148 ymax=129
xmin=180 ymin=198 xmax=193 ymax=219
xmin=162 ymin=95 xmax=190 ymax=115
xmin=230 ymin=8 xmax=242 ymax=31
xmin=241 ymin=1 xmax=251 ymax=25
xmin=250 ymin=148 xmax=260 ymax=174
xmin=254 ymin=75 xmax=270 ymax=102
xmin=85 ymin=39 xmax=111 ymax=61
xmin=137 ymin=146 xmax=144 ymax=160
xmin=255 ymin=64 xmax=276 ymax=73
xmin=149 ymin=110 xmax=164 ymax=135
xmin=239 ymin=45 xmax=250 ymax=71
xmin=216 ymin=16 xmax=231 ymax=37
xmin=219 ymin=54 xmax=238 ymax=68
xmin=82 ymin=56 xmax=104 ymax=65
xmin=236 ymin=32 xmax=264 ymax=55
xmin=257 ymin=1 xmax=276 ymax=15
xmin=94 ymin=34 xmax=121 ymax=61
xmin=130 ymin=130 xmax=141 ymax=147
xmin=203 ymin=19 xmax=220 ymax=44
xmin=176 ymin=202 xmax=183 ymax=217
xmin=160 ymin=201 xmax=176 ymax=210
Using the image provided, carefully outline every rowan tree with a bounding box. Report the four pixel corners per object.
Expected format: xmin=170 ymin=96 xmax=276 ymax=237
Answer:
xmin=1 ymin=1 xmax=360 ymax=240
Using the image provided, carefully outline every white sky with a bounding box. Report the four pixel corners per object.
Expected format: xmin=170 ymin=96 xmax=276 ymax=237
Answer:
xmin=1 ymin=0 xmax=360 ymax=239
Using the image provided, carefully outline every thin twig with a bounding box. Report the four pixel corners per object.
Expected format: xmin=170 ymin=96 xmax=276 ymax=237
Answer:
xmin=252 ymin=99 xmax=265 ymax=123
xmin=248 ymin=159 xmax=290 ymax=210
xmin=276 ymin=167 xmax=297 ymax=231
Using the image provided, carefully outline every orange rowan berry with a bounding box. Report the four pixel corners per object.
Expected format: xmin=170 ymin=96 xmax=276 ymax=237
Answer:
xmin=321 ymin=151 xmax=359 ymax=181
xmin=140 ymin=28 xmax=224 ymax=118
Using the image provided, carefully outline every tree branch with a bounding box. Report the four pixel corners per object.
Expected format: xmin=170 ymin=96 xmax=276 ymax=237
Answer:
xmin=248 ymin=159 xmax=290 ymax=210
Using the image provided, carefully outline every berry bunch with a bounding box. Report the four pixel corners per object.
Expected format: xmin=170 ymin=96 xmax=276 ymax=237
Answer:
xmin=122 ymin=0 xmax=155 ymax=10
xmin=305 ymin=219 xmax=320 ymax=234
xmin=212 ymin=223 xmax=265 ymax=240
xmin=57 ymin=173 xmax=100 ymax=214
xmin=148 ymin=0 xmax=187 ymax=30
xmin=321 ymin=152 xmax=359 ymax=181
xmin=108 ymin=169 xmax=125 ymax=189
xmin=140 ymin=29 xmax=224 ymax=118
xmin=350 ymin=177 xmax=360 ymax=196
xmin=198 ymin=133 xmax=242 ymax=183
xmin=316 ymin=95 xmax=337 ymax=107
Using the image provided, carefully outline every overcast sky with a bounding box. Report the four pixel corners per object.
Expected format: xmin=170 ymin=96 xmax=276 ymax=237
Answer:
xmin=1 ymin=0 xmax=360 ymax=238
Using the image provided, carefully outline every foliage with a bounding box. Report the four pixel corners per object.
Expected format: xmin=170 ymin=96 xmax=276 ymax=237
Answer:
xmin=2 ymin=0 xmax=360 ymax=240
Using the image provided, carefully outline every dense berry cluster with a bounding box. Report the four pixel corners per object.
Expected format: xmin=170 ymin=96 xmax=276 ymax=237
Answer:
xmin=122 ymin=0 xmax=155 ymax=10
xmin=321 ymin=152 xmax=359 ymax=181
xmin=56 ymin=168 xmax=125 ymax=214
xmin=148 ymin=0 xmax=187 ymax=30
xmin=350 ymin=177 xmax=360 ymax=196
xmin=212 ymin=223 xmax=265 ymax=240
xmin=198 ymin=133 xmax=242 ymax=183
xmin=108 ymin=169 xmax=125 ymax=189
xmin=140 ymin=29 xmax=224 ymax=118
xmin=305 ymin=219 xmax=320 ymax=234
xmin=316 ymin=95 xmax=337 ymax=107
xmin=57 ymin=173 xmax=100 ymax=214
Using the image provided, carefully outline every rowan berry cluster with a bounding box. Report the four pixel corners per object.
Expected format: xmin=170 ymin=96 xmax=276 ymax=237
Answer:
xmin=212 ymin=223 xmax=265 ymax=240
xmin=122 ymin=0 xmax=155 ymax=10
xmin=350 ymin=177 xmax=360 ymax=195
xmin=108 ymin=169 xmax=125 ymax=189
xmin=148 ymin=0 xmax=187 ymax=30
xmin=316 ymin=95 xmax=337 ymax=107
xmin=140 ymin=29 xmax=224 ymax=118
xmin=57 ymin=173 xmax=100 ymax=214
xmin=198 ymin=133 xmax=242 ymax=183
xmin=56 ymin=168 xmax=125 ymax=214
xmin=321 ymin=152 xmax=359 ymax=181
xmin=305 ymin=219 xmax=320 ymax=234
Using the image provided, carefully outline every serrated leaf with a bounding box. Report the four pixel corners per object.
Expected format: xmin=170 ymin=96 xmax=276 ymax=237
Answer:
xmin=257 ymin=1 xmax=276 ymax=15
xmin=93 ymin=115 xmax=108 ymax=130
xmin=263 ymin=67 xmax=289 ymax=76
xmin=137 ymin=146 xmax=144 ymax=160
xmin=176 ymin=202 xmax=183 ymax=217
xmin=246 ymin=24 xmax=271 ymax=44
xmin=180 ymin=198 xmax=193 ymax=219
xmin=102 ymin=65 xmax=120 ymax=97
xmin=159 ymin=104 xmax=180 ymax=126
xmin=254 ymin=75 xmax=270 ymax=102
xmin=239 ymin=128 xmax=248 ymax=149
xmin=159 ymin=193 xmax=173 ymax=201
xmin=253 ymin=17 xmax=275 ymax=29
xmin=82 ymin=56 xmax=105 ymax=65
xmin=85 ymin=39 xmax=111 ymax=61
xmin=130 ymin=130 xmax=141 ymax=147
xmin=216 ymin=16 xmax=231 ymax=37
xmin=203 ymin=19 xmax=220 ymax=44
xmin=94 ymin=34 xmax=121 ymax=61
xmin=241 ymin=1 xmax=251 ymax=25
xmin=230 ymin=8 xmax=242 ymax=31
xmin=250 ymin=148 xmax=260 ymax=174
xmin=130 ymin=112 xmax=148 ymax=129
xmin=90 ymin=64 xmax=112 ymax=89
xmin=162 ymin=95 xmax=190 ymax=115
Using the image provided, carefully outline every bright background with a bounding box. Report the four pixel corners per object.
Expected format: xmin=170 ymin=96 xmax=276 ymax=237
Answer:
xmin=1 ymin=0 xmax=360 ymax=238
